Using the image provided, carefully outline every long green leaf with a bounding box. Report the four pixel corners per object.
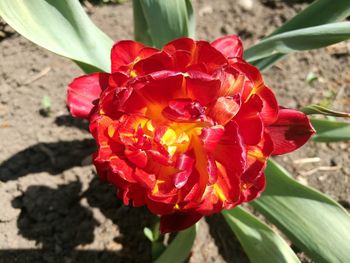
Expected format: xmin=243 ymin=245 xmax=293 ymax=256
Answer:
xmin=0 ymin=0 xmax=113 ymax=72
xmin=133 ymin=0 xmax=195 ymax=48
xmin=222 ymin=207 xmax=300 ymax=263
xmin=245 ymin=22 xmax=350 ymax=62
xmin=154 ymin=225 xmax=196 ymax=263
xmin=252 ymin=160 xmax=350 ymax=263
xmin=132 ymin=0 xmax=153 ymax=47
xmin=273 ymin=0 xmax=350 ymax=35
xmin=311 ymin=118 xmax=350 ymax=142
xmin=248 ymin=0 xmax=350 ymax=70
xmin=301 ymin=105 xmax=350 ymax=118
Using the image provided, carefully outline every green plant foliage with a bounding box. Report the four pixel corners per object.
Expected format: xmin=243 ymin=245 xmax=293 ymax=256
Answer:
xmin=310 ymin=118 xmax=350 ymax=142
xmin=0 ymin=0 xmax=113 ymax=72
xmin=40 ymin=95 xmax=52 ymax=117
xmin=301 ymin=105 xmax=350 ymax=118
xmin=133 ymin=0 xmax=195 ymax=48
xmin=248 ymin=0 xmax=350 ymax=70
xmin=252 ymin=160 xmax=350 ymax=263
xmin=223 ymin=207 xmax=300 ymax=263
xmin=154 ymin=225 xmax=196 ymax=263
xmin=245 ymin=22 xmax=350 ymax=62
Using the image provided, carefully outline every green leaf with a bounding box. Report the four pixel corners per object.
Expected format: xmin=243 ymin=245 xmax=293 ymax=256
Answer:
xmin=301 ymin=105 xmax=350 ymax=118
xmin=305 ymin=72 xmax=318 ymax=84
xmin=248 ymin=0 xmax=350 ymax=70
xmin=310 ymin=118 xmax=350 ymax=142
xmin=133 ymin=0 xmax=195 ymax=48
xmin=252 ymin=159 xmax=350 ymax=263
xmin=133 ymin=0 xmax=153 ymax=46
xmin=272 ymin=0 xmax=350 ymax=35
xmin=222 ymin=207 xmax=300 ymax=263
xmin=154 ymin=225 xmax=196 ymax=263
xmin=0 ymin=0 xmax=113 ymax=72
xmin=245 ymin=22 xmax=350 ymax=62
xmin=143 ymin=227 xmax=154 ymax=242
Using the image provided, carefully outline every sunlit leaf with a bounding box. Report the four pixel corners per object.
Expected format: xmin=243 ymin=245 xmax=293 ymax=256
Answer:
xmin=0 ymin=0 xmax=113 ymax=72
xmin=245 ymin=22 xmax=350 ymax=62
xmin=301 ymin=105 xmax=350 ymax=118
xmin=252 ymin=160 xmax=350 ymax=263
xmin=133 ymin=0 xmax=195 ymax=48
xmin=222 ymin=207 xmax=300 ymax=263
xmin=310 ymin=118 xmax=350 ymax=142
xmin=248 ymin=0 xmax=350 ymax=70
xmin=154 ymin=225 xmax=196 ymax=263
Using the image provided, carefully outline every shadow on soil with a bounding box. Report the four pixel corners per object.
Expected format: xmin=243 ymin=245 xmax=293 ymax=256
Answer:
xmin=0 ymin=139 xmax=96 ymax=182
xmin=0 ymin=121 xmax=252 ymax=263
xmin=6 ymin=177 xmax=153 ymax=263
xmin=206 ymin=214 xmax=250 ymax=263
xmin=0 ymin=124 xmax=153 ymax=262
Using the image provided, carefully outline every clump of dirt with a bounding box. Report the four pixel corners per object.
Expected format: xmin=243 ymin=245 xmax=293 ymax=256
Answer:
xmin=0 ymin=18 xmax=15 ymax=41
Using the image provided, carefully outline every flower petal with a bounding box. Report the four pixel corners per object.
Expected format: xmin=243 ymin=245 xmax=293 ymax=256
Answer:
xmin=211 ymin=35 xmax=243 ymax=58
xmin=185 ymin=71 xmax=221 ymax=106
xmin=111 ymin=40 xmax=145 ymax=72
xmin=133 ymin=51 xmax=173 ymax=76
xmin=200 ymin=125 xmax=225 ymax=152
xmin=234 ymin=94 xmax=264 ymax=145
xmin=213 ymin=121 xmax=246 ymax=176
xmin=163 ymin=38 xmax=196 ymax=54
xmin=173 ymin=154 xmax=195 ymax=189
xmin=208 ymin=95 xmax=241 ymax=125
xmin=67 ymin=73 xmax=109 ymax=119
xmin=162 ymin=99 xmax=206 ymax=122
xmin=267 ymin=108 xmax=315 ymax=155
xmin=160 ymin=212 xmax=202 ymax=234
xmin=231 ymin=59 xmax=278 ymax=125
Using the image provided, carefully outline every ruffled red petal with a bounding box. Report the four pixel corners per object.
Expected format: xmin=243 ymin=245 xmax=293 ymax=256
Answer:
xmin=267 ymin=108 xmax=315 ymax=155
xmin=111 ymin=40 xmax=146 ymax=72
xmin=67 ymin=73 xmax=109 ymax=119
xmin=211 ymin=35 xmax=244 ymax=58
xmin=234 ymin=94 xmax=263 ymax=145
xmin=207 ymin=95 xmax=241 ymax=126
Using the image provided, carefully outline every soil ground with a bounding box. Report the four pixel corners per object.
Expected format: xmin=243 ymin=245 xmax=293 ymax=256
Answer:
xmin=0 ymin=0 xmax=349 ymax=262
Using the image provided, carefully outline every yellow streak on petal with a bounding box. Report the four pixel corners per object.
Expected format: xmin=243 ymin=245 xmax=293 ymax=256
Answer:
xmin=152 ymin=183 xmax=159 ymax=194
xmin=130 ymin=70 xmax=137 ymax=78
xmin=248 ymin=148 xmax=265 ymax=162
xmin=214 ymin=183 xmax=227 ymax=202
xmin=174 ymin=203 xmax=180 ymax=210
xmin=107 ymin=125 xmax=115 ymax=138
xmin=225 ymin=74 xmax=244 ymax=96
xmin=245 ymin=82 xmax=264 ymax=102
xmin=146 ymin=120 xmax=154 ymax=132
xmin=152 ymin=178 xmax=166 ymax=194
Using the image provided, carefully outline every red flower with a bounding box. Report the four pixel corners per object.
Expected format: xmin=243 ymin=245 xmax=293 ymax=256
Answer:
xmin=67 ymin=36 xmax=315 ymax=233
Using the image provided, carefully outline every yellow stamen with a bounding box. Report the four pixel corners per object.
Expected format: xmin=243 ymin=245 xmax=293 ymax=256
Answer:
xmin=176 ymin=132 xmax=190 ymax=144
xmin=167 ymin=146 xmax=177 ymax=157
xmin=161 ymin=128 xmax=177 ymax=145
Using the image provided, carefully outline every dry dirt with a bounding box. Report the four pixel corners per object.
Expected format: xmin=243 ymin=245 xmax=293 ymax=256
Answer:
xmin=0 ymin=0 xmax=349 ymax=262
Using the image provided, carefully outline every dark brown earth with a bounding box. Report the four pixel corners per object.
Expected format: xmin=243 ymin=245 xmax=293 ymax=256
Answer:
xmin=0 ymin=0 xmax=349 ymax=262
